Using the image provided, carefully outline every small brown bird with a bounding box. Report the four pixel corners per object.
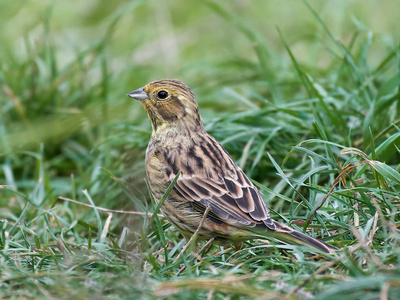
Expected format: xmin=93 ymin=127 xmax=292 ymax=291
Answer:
xmin=128 ymin=79 xmax=336 ymax=253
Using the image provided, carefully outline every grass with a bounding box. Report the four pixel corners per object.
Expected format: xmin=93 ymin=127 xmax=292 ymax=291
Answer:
xmin=1 ymin=0 xmax=400 ymax=299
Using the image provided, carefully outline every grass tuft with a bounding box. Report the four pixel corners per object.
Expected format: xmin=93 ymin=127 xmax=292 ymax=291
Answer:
xmin=1 ymin=0 xmax=400 ymax=298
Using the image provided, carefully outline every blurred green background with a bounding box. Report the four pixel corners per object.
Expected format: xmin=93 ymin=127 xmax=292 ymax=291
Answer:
xmin=1 ymin=0 xmax=400 ymax=298
xmin=1 ymin=0 xmax=398 ymax=190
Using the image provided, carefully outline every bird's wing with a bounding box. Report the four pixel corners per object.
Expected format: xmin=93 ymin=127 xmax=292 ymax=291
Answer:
xmin=164 ymin=135 xmax=276 ymax=230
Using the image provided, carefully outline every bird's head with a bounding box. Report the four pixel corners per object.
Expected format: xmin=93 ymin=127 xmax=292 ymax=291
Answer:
xmin=127 ymin=79 xmax=203 ymax=134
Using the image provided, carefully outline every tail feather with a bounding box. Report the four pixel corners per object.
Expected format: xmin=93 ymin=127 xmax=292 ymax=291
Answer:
xmin=267 ymin=221 xmax=337 ymax=254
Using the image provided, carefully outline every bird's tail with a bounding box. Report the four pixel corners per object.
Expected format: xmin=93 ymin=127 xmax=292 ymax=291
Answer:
xmin=267 ymin=221 xmax=337 ymax=254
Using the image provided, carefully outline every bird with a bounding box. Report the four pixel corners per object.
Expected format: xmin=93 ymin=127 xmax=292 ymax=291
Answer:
xmin=127 ymin=79 xmax=337 ymax=253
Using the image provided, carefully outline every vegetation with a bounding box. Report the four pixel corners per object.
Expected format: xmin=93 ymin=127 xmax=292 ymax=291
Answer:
xmin=1 ymin=0 xmax=399 ymax=299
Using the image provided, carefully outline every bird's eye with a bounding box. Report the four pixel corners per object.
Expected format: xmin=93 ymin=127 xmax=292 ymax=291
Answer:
xmin=157 ymin=90 xmax=169 ymax=99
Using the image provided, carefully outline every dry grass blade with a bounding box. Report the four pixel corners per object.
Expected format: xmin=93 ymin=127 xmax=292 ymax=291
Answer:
xmin=306 ymin=161 xmax=361 ymax=226
xmin=57 ymin=196 xmax=162 ymax=217
xmin=154 ymin=274 xmax=276 ymax=297
xmin=380 ymin=280 xmax=400 ymax=300
xmin=100 ymin=212 xmax=113 ymax=242
xmin=173 ymin=206 xmax=211 ymax=263
xmin=350 ymin=227 xmax=387 ymax=270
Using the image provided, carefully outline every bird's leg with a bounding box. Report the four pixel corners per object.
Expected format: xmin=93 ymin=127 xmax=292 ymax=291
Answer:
xmin=234 ymin=242 xmax=244 ymax=252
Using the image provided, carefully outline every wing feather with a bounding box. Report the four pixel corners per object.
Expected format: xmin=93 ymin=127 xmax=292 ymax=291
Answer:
xmin=235 ymin=187 xmax=255 ymax=213
xmin=166 ymin=135 xmax=276 ymax=230
xmin=191 ymin=177 xmax=226 ymax=196
xmin=224 ymin=178 xmax=243 ymax=198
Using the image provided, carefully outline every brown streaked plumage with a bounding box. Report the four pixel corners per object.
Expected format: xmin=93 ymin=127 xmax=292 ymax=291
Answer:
xmin=127 ymin=79 xmax=337 ymax=253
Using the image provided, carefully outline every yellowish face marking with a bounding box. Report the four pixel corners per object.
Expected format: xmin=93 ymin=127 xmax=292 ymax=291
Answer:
xmin=132 ymin=79 xmax=202 ymax=134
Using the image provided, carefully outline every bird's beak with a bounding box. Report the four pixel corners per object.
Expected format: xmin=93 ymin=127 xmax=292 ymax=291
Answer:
xmin=127 ymin=87 xmax=148 ymax=101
